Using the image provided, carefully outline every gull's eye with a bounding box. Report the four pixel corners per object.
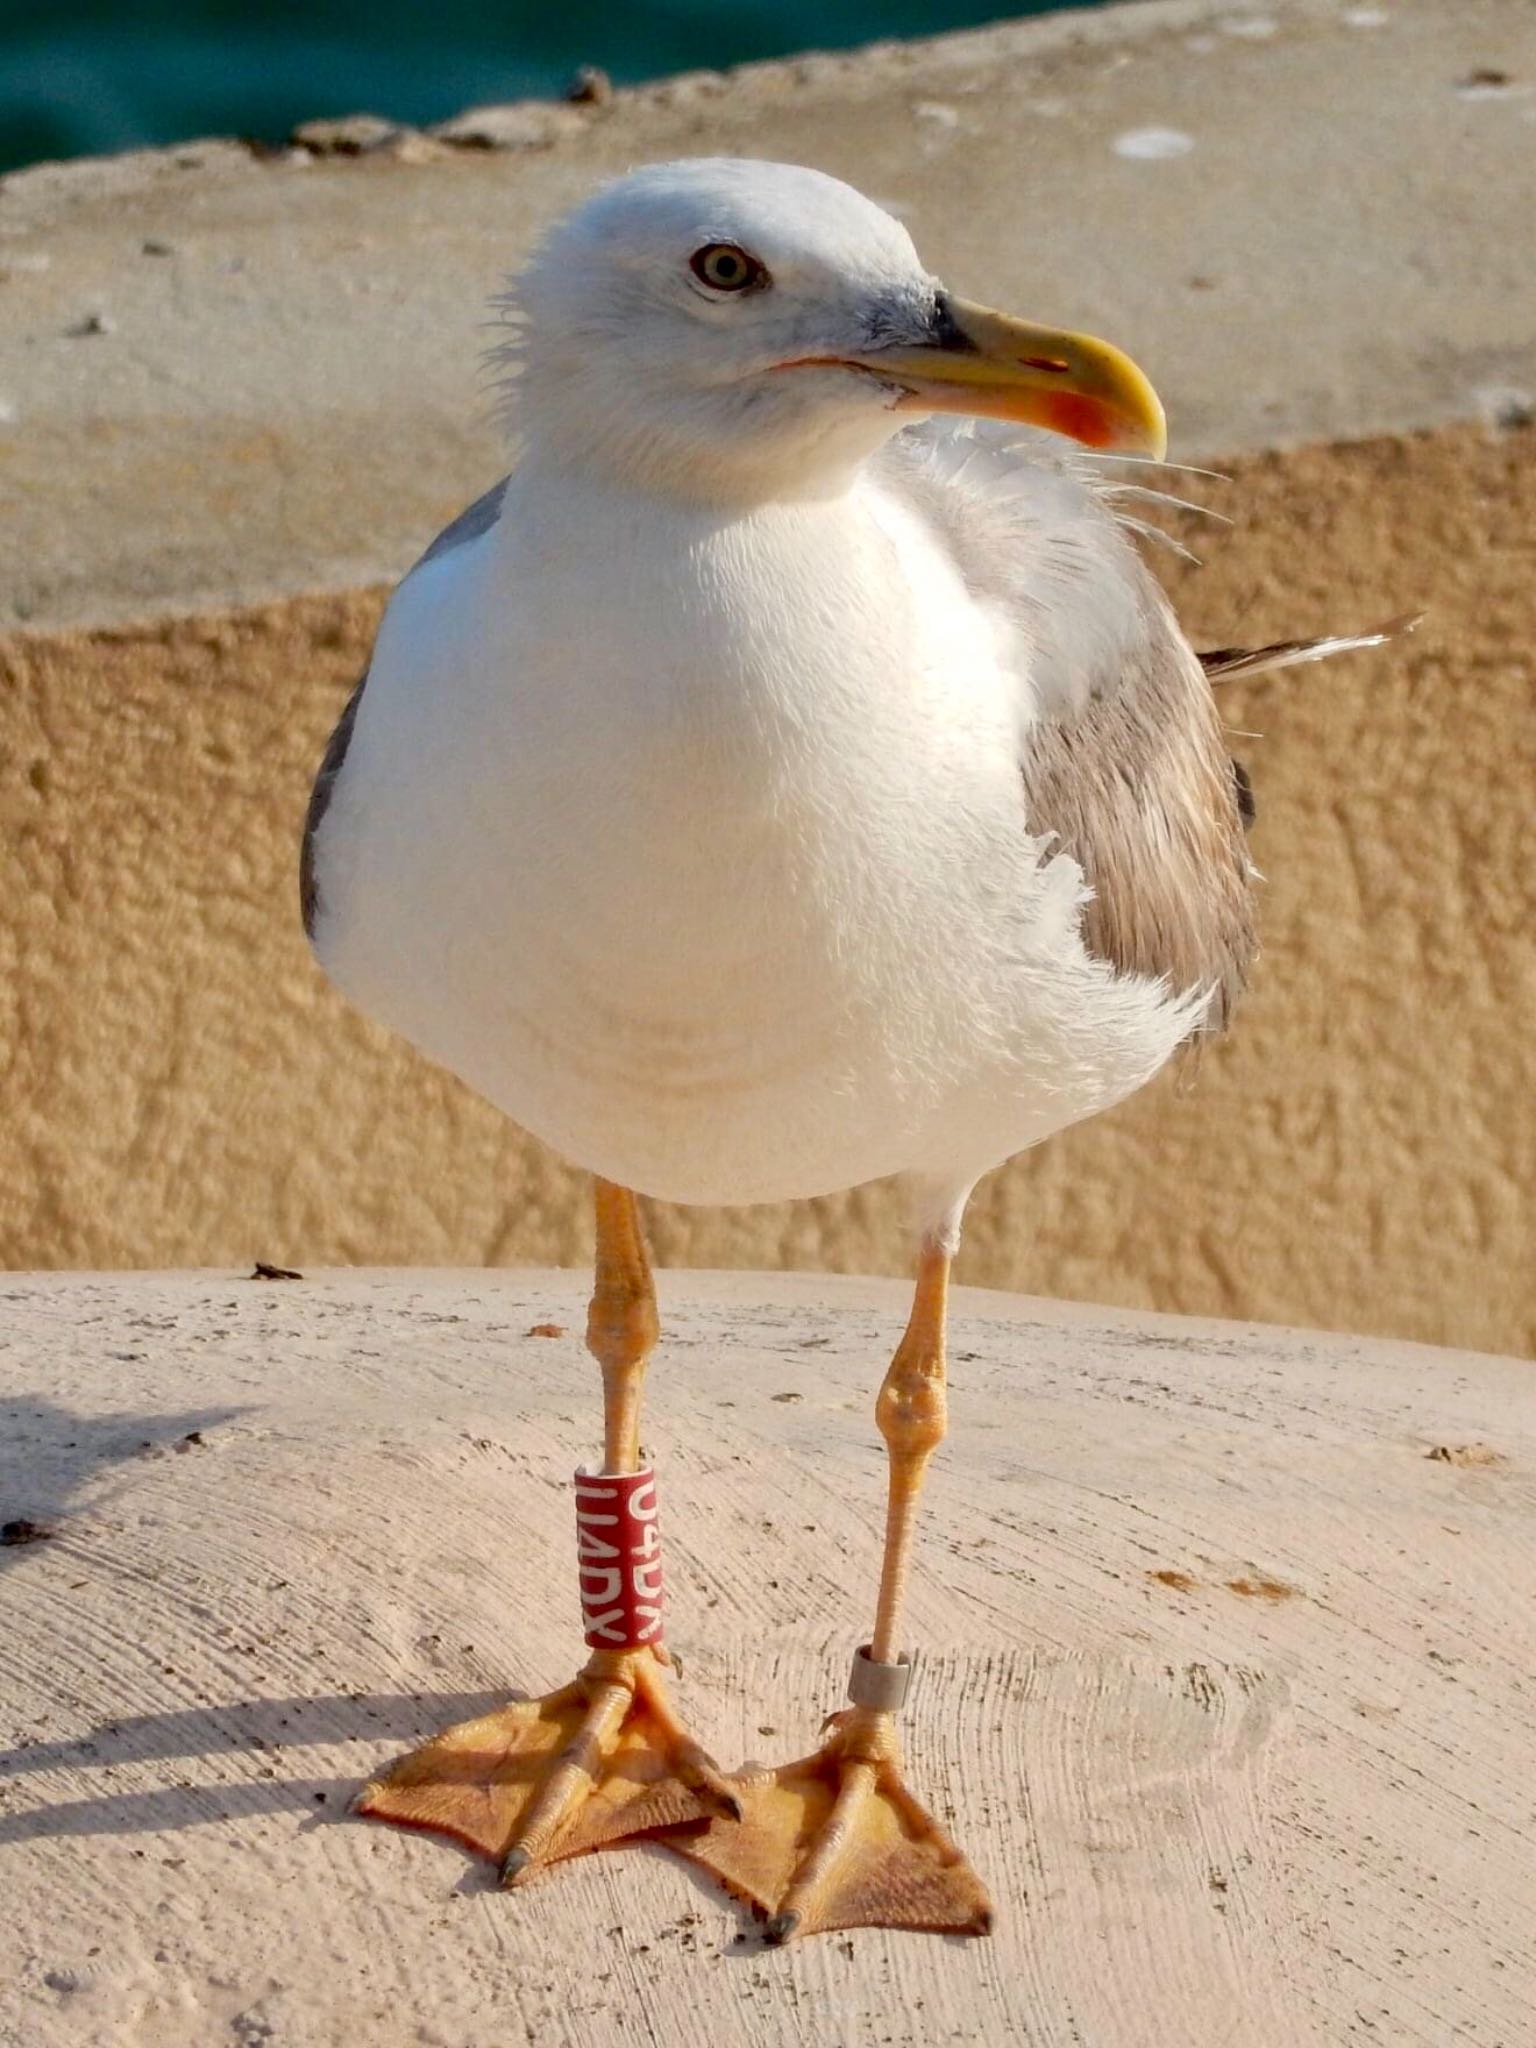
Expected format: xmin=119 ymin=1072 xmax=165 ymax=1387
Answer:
xmin=689 ymin=243 xmax=768 ymax=294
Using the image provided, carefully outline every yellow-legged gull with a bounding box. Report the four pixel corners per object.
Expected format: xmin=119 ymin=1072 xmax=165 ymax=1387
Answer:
xmin=303 ymin=157 xmax=1394 ymax=1942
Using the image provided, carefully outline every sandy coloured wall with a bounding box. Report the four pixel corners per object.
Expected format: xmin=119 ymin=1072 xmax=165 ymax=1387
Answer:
xmin=3 ymin=421 xmax=1531 ymax=1355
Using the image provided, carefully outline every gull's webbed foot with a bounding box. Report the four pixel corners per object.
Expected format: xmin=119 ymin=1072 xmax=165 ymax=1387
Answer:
xmin=354 ymin=1645 xmax=739 ymax=1883
xmin=670 ymin=1702 xmax=992 ymax=1942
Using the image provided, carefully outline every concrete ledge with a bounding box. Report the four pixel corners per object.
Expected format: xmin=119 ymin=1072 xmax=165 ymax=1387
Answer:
xmin=2 ymin=0 xmax=1533 ymax=628
xmin=2 ymin=1270 xmax=1532 ymax=2045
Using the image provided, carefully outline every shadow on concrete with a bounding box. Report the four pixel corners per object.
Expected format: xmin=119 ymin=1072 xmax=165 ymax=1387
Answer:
xmin=0 ymin=1685 xmax=788 ymax=1946
xmin=0 ymin=1392 xmax=247 ymax=1568
xmin=0 ymin=1682 xmax=988 ymax=1952
xmin=0 ymin=1687 xmax=507 ymax=1845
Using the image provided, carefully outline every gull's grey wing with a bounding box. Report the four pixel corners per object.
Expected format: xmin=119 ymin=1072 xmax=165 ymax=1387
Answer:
xmin=408 ymin=474 xmax=510 ymax=576
xmin=300 ymin=671 xmax=366 ymax=940
xmin=880 ymin=421 xmax=1257 ymax=1033
xmin=299 ymin=475 xmax=511 ymax=942
xmin=1016 ymin=610 xmax=1258 ymax=1032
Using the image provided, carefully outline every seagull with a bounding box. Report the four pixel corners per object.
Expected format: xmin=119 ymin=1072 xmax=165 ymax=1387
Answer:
xmin=302 ymin=157 xmax=1398 ymax=1941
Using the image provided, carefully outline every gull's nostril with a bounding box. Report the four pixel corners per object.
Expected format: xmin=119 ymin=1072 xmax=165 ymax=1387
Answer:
xmin=1019 ymin=354 xmax=1071 ymax=373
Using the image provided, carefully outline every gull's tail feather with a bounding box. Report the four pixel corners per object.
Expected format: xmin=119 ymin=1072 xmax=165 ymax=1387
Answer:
xmin=1200 ymin=613 xmax=1422 ymax=682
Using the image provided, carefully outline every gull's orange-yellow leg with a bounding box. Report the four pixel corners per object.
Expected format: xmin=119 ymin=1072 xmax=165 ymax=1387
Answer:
xmin=355 ymin=1180 xmax=738 ymax=1882
xmin=671 ymin=1242 xmax=993 ymax=1941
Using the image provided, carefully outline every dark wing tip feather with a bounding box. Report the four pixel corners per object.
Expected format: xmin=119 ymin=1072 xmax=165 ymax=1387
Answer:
xmin=1200 ymin=612 xmax=1422 ymax=683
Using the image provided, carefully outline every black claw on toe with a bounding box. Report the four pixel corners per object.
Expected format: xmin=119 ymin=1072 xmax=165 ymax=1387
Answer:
xmin=499 ymin=1846 xmax=532 ymax=1888
xmin=763 ymin=1909 xmax=800 ymax=1946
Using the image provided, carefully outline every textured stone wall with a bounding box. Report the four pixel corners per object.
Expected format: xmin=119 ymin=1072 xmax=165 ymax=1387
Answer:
xmin=3 ymin=423 xmax=1531 ymax=1355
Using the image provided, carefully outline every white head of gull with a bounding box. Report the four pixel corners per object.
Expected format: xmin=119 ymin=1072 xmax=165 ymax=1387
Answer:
xmin=501 ymin=158 xmax=1158 ymax=504
xmin=500 ymin=158 xmax=1164 ymax=505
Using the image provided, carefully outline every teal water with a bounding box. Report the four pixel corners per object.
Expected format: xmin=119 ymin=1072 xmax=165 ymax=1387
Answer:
xmin=0 ymin=0 xmax=1107 ymax=177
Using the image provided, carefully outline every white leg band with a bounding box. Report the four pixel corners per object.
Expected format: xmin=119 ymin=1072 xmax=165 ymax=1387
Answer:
xmin=847 ymin=1643 xmax=912 ymax=1712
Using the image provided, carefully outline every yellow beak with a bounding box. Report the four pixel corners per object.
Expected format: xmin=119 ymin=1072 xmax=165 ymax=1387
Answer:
xmin=851 ymin=294 xmax=1167 ymax=459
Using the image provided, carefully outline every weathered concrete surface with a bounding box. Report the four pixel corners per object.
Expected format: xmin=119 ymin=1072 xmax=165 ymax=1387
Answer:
xmin=5 ymin=425 xmax=1532 ymax=1356
xmin=2 ymin=1271 xmax=1532 ymax=2048
xmin=1 ymin=0 xmax=1533 ymax=628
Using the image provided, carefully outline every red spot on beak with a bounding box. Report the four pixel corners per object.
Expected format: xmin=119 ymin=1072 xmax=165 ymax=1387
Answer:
xmin=1040 ymin=391 xmax=1119 ymax=449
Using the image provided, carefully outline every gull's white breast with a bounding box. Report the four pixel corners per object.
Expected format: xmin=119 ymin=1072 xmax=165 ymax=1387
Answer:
xmin=311 ymin=464 xmax=1194 ymax=1206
